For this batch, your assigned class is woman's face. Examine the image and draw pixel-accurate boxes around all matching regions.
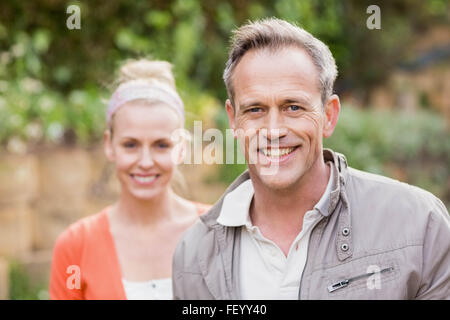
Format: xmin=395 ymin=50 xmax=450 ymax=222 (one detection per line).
xmin=104 ymin=100 xmax=183 ymax=201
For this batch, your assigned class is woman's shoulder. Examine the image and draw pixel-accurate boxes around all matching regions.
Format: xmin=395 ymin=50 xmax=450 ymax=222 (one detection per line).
xmin=54 ymin=207 xmax=111 ymax=251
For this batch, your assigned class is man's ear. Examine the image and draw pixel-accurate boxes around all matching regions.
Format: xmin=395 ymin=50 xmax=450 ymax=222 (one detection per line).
xmin=225 ymin=99 xmax=236 ymax=137
xmin=323 ymin=94 xmax=340 ymax=138
xmin=104 ymin=129 xmax=115 ymax=161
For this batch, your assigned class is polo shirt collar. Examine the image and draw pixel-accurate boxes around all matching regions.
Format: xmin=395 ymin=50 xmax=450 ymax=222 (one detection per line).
xmin=216 ymin=179 xmax=254 ymax=227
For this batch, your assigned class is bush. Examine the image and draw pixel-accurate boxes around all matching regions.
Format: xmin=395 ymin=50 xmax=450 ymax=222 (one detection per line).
xmin=326 ymin=105 xmax=449 ymax=208
xmin=8 ymin=261 xmax=49 ymax=300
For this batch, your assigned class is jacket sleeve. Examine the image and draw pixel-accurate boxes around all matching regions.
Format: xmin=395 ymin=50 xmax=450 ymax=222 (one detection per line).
xmin=415 ymin=197 xmax=450 ymax=300
xmin=49 ymin=228 xmax=84 ymax=300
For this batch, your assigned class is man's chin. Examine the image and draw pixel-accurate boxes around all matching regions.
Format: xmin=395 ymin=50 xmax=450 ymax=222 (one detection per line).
xmin=249 ymin=165 xmax=302 ymax=191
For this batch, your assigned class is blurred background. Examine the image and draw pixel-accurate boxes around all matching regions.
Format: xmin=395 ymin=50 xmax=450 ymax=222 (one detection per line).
xmin=0 ymin=0 xmax=448 ymax=299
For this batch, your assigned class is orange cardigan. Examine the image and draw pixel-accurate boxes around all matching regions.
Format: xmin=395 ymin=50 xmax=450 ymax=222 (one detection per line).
xmin=49 ymin=203 xmax=210 ymax=300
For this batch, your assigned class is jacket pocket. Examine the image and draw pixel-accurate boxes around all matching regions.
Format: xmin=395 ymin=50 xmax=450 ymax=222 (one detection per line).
xmin=327 ymin=266 xmax=394 ymax=293
xmin=322 ymin=258 xmax=401 ymax=298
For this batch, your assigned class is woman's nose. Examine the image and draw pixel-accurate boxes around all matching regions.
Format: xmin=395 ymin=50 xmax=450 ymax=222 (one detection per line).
xmin=138 ymin=147 xmax=154 ymax=168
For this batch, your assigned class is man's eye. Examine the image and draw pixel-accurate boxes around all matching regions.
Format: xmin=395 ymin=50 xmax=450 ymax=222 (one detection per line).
xmin=287 ymin=105 xmax=303 ymax=111
xmin=247 ymin=107 xmax=263 ymax=113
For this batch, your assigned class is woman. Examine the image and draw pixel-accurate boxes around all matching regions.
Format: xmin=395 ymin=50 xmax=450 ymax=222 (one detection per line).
xmin=49 ymin=59 xmax=210 ymax=299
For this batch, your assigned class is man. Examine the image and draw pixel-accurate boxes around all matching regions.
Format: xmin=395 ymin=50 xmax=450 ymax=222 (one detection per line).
xmin=172 ymin=18 xmax=450 ymax=299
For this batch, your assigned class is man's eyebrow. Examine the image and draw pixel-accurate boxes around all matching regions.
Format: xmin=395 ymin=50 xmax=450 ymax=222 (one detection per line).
xmin=239 ymin=97 xmax=312 ymax=111
xmin=238 ymin=101 xmax=268 ymax=111
xmin=120 ymin=136 xmax=138 ymax=141
xmin=281 ymin=97 xmax=312 ymax=106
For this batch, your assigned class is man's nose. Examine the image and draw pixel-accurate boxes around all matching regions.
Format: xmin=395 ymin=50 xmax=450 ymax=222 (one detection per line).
xmin=262 ymin=109 xmax=288 ymax=141
xmin=138 ymin=147 xmax=154 ymax=168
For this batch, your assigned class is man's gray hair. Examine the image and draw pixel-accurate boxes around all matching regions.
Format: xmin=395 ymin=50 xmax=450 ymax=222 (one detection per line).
xmin=223 ymin=18 xmax=338 ymax=107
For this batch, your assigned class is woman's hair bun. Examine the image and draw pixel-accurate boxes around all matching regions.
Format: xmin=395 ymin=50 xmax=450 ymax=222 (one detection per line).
xmin=118 ymin=59 xmax=176 ymax=89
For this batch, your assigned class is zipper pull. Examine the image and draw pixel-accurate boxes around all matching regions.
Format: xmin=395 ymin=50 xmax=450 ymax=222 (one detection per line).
xmin=327 ymin=279 xmax=349 ymax=293
xmin=327 ymin=266 xmax=395 ymax=293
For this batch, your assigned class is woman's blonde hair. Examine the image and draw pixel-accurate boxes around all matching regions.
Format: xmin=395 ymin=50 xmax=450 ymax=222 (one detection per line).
xmin=116 ymin=59 xmax=176 ymax=89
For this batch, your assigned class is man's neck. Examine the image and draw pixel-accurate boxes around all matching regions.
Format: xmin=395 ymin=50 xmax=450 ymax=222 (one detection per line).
xmin=250 ymin=155 xmax=330 ymax=232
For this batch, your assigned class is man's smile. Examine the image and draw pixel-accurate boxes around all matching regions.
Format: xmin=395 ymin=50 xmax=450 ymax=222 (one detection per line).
xmin=257 ymin=145 xmax=301 ymax=163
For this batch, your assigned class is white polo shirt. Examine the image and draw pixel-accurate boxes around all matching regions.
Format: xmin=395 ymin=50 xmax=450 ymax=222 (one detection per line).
xmin=217 ymin=163 xmax=334 ymax=299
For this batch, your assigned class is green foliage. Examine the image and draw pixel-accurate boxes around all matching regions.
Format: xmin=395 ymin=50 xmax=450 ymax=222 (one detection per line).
xmin=8 ymin=261 xmax=49 ymax=300
xmin=326 ymin=106 xmax=449 ymax=171
xmin=0 ymin=20 xmax=107 ymax=149
xmin=0 ymin=78 xmax=106 ymax=150
xmin=325 ymin=106 xmax=449 ymax=205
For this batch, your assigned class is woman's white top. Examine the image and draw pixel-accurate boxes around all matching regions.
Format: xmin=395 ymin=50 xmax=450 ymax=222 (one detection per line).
xmin=122 ymin=278 xmax=173 ymax=300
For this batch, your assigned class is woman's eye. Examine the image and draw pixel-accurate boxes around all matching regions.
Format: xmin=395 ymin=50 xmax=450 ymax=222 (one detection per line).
xmin=157 ymin=142 xmax=169 ymax=148
xmin=123 ymin=142 xmax=136 ymax=148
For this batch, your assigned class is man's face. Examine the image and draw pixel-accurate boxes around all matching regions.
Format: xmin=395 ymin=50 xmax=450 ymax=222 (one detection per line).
xmin=226 ymin=46 xmax=334 ymax=191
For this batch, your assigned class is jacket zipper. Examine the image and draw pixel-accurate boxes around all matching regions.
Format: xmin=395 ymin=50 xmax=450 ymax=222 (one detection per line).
xmin=298 ymin=215 xmax=326 ymax=299
xmin=327 ymin=266 xmax=394 ymax=293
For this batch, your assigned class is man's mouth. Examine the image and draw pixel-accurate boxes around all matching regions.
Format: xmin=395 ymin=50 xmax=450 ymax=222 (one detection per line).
xmin=257 ymin=145 xmax=300 ymax=162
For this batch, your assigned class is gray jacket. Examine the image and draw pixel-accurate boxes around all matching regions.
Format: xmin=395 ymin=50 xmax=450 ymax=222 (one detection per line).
xmin=172 ymin=149 xmax=450 ymax=299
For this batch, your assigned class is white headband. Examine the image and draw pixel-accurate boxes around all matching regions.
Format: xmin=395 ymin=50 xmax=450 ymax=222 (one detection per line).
xmin=107 ymin=80 xmax=184 ymax=125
